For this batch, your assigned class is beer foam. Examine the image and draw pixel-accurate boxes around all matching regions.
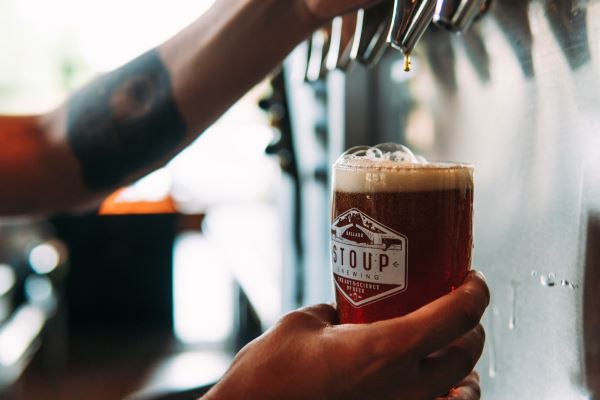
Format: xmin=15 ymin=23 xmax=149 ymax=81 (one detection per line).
xmin=334 ymin=144 xmax=473 ymax=193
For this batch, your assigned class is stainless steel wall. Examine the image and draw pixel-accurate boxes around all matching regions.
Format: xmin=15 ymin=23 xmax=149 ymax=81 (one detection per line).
xmin=321 ymin=1 xmax=600 ymax=398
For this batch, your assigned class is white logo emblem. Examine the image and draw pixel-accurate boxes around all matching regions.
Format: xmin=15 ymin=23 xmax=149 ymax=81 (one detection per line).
xmin=331 ymin=208 xmax=408 ymax=307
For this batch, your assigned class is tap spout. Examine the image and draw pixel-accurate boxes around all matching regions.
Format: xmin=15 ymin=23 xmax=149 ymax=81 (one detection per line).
xmin=387 ymin=0 xmax=438 ymax=56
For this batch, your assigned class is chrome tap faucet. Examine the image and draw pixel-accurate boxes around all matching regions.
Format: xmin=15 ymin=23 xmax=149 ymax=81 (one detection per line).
xmin=350 ymin=2 xmax=393 ymax=67
xmin=387 ymin=0 xmax=438 ymax=70
xmin=433 ymin=0 xmax=488 ymax=33
xmin=326 ymin=14 xmax=358 ymax=71
xmin=304 ymin=23 xmax=333 ymax=82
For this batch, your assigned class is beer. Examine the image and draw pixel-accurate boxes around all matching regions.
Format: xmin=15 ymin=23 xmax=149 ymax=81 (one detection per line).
xmin=331 ymin=146 xmax=473 ymax=324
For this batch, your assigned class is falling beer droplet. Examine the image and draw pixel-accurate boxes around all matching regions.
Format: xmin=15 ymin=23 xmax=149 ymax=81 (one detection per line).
xmin=403 ymin=54 xmax=412 ymax=72
xmin=509 ymin=281 xmax=520 ymax=330
xmin=488 ymin=306 xmax=499 ymax=378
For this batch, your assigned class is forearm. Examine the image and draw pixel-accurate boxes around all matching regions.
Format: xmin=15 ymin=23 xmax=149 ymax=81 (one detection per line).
xmin=36 ymin=0 xmax=319 ymax=209
xmin=161 ymin=0 xmax=319 ymax=134
xmin=65 ymin=0 xmax=319 ymax=188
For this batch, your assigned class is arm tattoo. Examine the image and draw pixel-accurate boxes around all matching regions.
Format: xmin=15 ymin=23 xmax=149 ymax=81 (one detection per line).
xmin=67 ymin=49 xmax=186 ymax=190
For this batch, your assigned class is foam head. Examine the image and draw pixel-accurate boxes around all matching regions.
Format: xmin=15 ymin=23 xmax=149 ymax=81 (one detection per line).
xmin=333 ymin=143 xmax=473 ymax=193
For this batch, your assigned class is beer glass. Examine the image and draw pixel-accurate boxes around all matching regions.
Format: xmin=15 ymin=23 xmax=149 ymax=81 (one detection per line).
xmin=331 ymin=144 xmax=474 ymax=324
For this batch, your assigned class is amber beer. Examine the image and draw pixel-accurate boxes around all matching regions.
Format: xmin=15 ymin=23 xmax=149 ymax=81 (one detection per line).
xmin=331 ymin=154 xmax=474 ymax=324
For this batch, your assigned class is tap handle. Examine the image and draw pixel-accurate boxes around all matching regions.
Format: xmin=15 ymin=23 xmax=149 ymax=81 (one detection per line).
xmin=350 ymin=2 xmax=393 ymax=67
xmin=338 ymin=13 xmax=359 ymax=70
xmin=388 ymin=0 xmax=437 ymax=55
xmin=433 ymin=0 xmax=488 ymax=32
xmin=326 ymin=14 xmax=358 ymax=71
xmin=304 ymin=23 xmax=333 ymax=82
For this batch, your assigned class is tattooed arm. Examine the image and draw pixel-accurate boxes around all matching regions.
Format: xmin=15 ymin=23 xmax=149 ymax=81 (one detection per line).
xmin=0 ymin=0 xmax=380 ymax=215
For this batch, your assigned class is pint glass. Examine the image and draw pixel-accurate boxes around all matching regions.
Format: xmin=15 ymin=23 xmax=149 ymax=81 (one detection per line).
xmin=331 ymin=145 xmax=474 ymax=324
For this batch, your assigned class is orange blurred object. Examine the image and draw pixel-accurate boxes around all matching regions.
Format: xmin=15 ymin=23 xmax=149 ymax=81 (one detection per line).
xmin=99 ymin=189 xmax=177 ymax=215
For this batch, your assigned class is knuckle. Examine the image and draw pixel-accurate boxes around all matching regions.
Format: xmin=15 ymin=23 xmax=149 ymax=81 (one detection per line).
xmin=475 ymin=324 xmax=486 ymax=343
xmin=472 ymin=380 xmax=482 ymax=398
xmin=313 ymin=303 xmax=332 ymax=312
xmin=465 ymin=276 xmax=491 ymax=306
xmin=280 ymin=310 xmax=316 ymax=327
xmin=457 ymin=329 xmax=486 ymax=371
xmin=469 ymin=325 xmax=486 ymax=356
xmin=314 ymin=303 xmax=337 ymax=318
xmin=455 ymin=291 xmax=485 ymax=330
xmin=455 ymin=346 xmax=478 ymax=375
xmin=456 ymin=304 xmax=480 ymax=332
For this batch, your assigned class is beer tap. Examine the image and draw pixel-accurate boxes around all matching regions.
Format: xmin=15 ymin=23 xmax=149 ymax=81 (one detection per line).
xmin=350 ymin=2 xmax=394 ymax=67
xmin=304 ymin=22 xmax=333 ymax=82
xmin=326 ymin=13 xmax=358 ymax=72
xmin=433 ymin=0 xmax=488 ymax=33
xmin=387 ymin=0 xmax=438 ymax=71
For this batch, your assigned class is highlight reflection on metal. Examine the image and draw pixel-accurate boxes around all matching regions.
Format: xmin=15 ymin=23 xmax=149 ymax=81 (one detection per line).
xmin=433 ymin=0 xmax=487 ymax=32
xmin=339 ymin=14 xmax=358 ymax=70
xmin=304 ymin=23 xmax=332 ymax=82
xmin=387 ymin=0 xmax=437 ymax=55
xmin=326 ymin=14 xmax=357 ymax=71
xmin=351 ymin=2 xmax=393 ymax=67
xmin=326 ymin=16 xmax=344 ymax=72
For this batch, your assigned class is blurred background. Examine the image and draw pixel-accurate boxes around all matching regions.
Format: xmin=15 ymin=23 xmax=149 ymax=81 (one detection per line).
xmin=1 ymin=0 xmax=600 ymax=398
xmin=0 ymin=0 xmax=287 ymax=398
